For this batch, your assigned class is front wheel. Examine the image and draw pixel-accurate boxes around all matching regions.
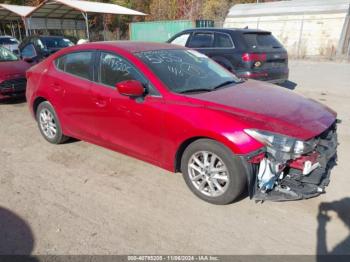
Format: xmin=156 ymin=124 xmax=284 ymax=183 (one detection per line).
xmin=181 ymin=139 xmax=247 ymax=205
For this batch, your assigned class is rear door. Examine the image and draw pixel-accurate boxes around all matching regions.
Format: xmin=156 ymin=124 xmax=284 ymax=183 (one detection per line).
xmin=50 ymin=51 xmax=96 ymax=139
xmin=212 ymin=32 xmax=238 ymax=71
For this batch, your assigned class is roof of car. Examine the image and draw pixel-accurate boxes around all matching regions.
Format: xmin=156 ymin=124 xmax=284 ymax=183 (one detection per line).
xmin=86 ymin=41 xmax=186 ymax=53
xmin=39 ymin=35 xmax=67 ymax=38
xmin=179 ymin=28 xmax=270 ymax=34
xmin=27 ymin=35 xmax=67 ymax=39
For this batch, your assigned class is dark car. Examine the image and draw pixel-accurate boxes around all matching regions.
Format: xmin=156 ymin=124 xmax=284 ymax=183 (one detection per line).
xmin=0 ymin=47 xmax=31 ymax=99
xmin=168 ymin=28 xmax=289 ymax=83
xmin=19 ymin=35 xmax=74 ymax=63
xmin=26 ymin=42 xmax=337 ymax=204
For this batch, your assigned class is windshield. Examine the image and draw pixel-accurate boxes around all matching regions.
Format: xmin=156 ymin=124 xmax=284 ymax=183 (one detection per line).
xmin=0 ymin=47 xmax=18 ymax=62
xmin=243 ymin=33 xmax=282 ymax=49
xmin=135 ymin=49 xmax=240 ymax=93
xmin=0 ymin=37 xmax=19 ymax=45
xmin=42 ymin=37 xmax=74 ymax=48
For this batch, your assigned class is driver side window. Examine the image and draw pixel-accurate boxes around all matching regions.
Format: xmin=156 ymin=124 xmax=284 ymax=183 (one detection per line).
xmin=99 ymin=52 xmax=144 ymax=87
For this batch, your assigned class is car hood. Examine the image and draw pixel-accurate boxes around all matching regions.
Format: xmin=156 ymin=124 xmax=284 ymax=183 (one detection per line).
xmin=0 ymin=60 xmax=31 ymax=81
xmin=187 ymin=80 xmax=336 ymax=140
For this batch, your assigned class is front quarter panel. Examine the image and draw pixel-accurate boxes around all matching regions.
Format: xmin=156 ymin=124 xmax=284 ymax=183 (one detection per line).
xmin=161 ymin=98 xmax=263 ymax=171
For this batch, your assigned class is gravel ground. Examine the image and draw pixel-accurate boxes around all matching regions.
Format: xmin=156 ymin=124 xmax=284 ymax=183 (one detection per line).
xmin=0 ymin=60 xmax=349 ymax=255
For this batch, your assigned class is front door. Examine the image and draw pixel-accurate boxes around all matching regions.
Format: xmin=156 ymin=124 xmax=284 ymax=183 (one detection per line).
xmin=89 ymin=51 xmax=164 ymax=163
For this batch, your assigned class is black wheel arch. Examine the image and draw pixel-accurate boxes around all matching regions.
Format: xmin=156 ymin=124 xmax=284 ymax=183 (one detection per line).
xmin=33 ymin=97 xmax=47 ymax=116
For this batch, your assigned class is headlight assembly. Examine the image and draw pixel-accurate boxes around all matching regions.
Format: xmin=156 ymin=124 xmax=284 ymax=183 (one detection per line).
xmin=244 ymin=129 xmax=317 ymax=155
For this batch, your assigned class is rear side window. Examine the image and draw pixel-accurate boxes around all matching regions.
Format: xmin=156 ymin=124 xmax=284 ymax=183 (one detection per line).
xmin=55 ymin=52 xmax=93 ymax=80
xmin=188 ymin=33 xmax=214 ymax=48
xmin=243 ymin=33 xmax=282 ymax=49
xmin=214 ymin=33 xmax=233 ymax=48
xmin=55 ymin=56 xmax=66 ymax=71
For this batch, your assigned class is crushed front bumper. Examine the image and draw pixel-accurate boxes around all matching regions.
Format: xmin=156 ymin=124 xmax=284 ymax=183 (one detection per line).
xmin=249 ymin=122 xmax=338 ymax=202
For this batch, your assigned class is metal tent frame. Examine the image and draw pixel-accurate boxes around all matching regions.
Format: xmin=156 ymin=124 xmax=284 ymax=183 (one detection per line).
xmin=25 ymin=0 xmax=146 ymax=40
xmin=0 ymin=4 xmax=35 ymax=40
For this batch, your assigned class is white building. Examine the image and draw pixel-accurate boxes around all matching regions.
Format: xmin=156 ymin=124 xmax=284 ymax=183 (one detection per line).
xmin=224 ymin=0 xmax=350 ymax=59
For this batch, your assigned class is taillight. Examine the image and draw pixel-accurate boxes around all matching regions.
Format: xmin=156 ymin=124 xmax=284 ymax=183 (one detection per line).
xmin=242 ymin=53 xmax=267 ymax=62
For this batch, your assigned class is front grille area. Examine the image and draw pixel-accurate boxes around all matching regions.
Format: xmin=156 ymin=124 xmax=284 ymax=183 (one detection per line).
xmin=0 ymin=78 xmax=26 ymax=95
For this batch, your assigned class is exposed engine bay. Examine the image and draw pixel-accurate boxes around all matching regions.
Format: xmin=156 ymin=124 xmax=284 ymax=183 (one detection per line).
xmin=246 ymin=121 xmax=338 ymax=202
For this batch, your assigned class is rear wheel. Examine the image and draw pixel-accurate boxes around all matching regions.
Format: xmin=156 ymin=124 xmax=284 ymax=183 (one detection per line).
xmin=36 ymin=101 xmax=69 ymax=144
xmin=181 ymin=139 xmax=247 ymax=205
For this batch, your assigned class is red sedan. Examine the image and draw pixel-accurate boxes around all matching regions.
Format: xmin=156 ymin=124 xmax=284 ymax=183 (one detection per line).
xmin=26 ymin=42 xmax=338 ymax=204
xmin=0 ymin=47 xmax=31 ymax=100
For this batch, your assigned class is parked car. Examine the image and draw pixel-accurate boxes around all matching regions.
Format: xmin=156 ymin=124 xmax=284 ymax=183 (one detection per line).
xmin=0 ymin=36 xmax=20 ymax=55
xmin=168 ymin=28 xmax=289 ymax=84
xmin=0 ymin=47 xmax=32 ymax=100
xmin=26 ymin=42 xmax=337 ymax=204
xmin=19 ymin=35 xmax=74 ymax=62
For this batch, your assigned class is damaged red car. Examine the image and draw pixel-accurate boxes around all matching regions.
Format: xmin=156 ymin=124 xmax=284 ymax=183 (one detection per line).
xmin=26 ymin=42 xmax=338 ymax=204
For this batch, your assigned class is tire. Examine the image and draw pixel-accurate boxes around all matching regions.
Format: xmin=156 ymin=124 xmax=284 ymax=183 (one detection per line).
xmin=181 ymin=139 xmax=247 ymax=205
xmin=36 ymin=101 xmax=69 ymax=144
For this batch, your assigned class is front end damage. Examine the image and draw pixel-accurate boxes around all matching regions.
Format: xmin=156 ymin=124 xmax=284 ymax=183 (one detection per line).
xmin=245 ymin=121 xmax=338 ymax=202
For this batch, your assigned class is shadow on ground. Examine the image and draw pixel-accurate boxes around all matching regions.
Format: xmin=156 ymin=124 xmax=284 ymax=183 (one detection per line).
xmin=317 ymin=197 xmax=350 ymax=261
xmin=0 ymin=97 xmax=26 ymax=105
xmin=278 ymin=80 xmax=298 ymax=90
xmin=0 ymin=207 xmax=36 ymax=256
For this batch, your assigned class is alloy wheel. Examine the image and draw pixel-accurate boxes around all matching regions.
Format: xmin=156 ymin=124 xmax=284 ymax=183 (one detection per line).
xmin=39 ymin=108 xmax=57 ymax=139
xmin=188 ymin=151 xmax=230 ymax=197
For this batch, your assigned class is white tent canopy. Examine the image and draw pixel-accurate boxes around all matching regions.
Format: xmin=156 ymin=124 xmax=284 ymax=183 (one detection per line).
xmin=0 ymin=4 xmax=35 ymax=21
xmin=26 ymin=0 xmax=146 ymax=39
xmin=0 ymin=4 xmax=35 ymax=40
xmin=27 ymin=0 xmax=146 ymax=19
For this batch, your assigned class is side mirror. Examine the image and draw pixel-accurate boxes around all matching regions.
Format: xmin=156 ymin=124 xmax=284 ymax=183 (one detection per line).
xmin=116 ymin=80 xmax=145 ymax=97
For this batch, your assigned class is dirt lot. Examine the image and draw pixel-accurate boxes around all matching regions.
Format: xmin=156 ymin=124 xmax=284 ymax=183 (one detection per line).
xmin=1 ymin=60 xmax=350 ymax=255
